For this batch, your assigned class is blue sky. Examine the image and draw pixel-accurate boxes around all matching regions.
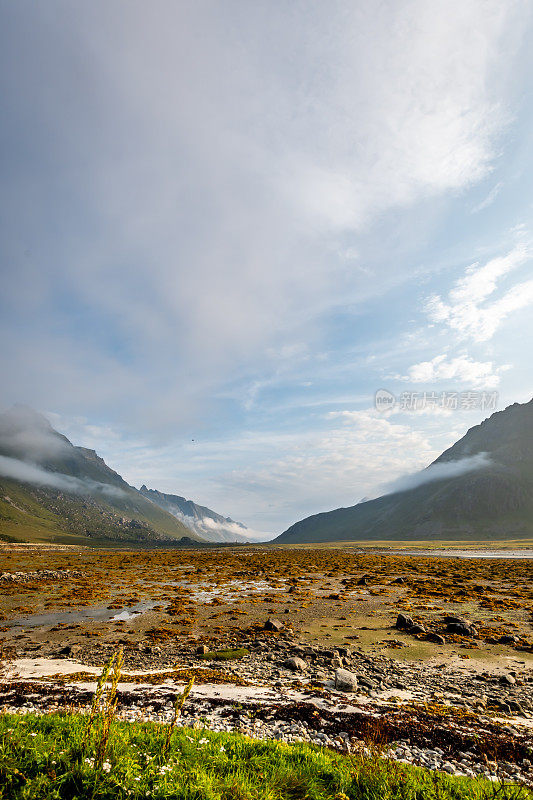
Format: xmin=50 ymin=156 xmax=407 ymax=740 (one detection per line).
xmin=1 ymin=1 xmax=533 ymax=537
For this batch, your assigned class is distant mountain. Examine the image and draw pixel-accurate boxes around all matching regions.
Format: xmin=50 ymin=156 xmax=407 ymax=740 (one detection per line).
xmin=138 ymin=485 xmax=250 ymax=543
xmin=0 ymin=405 xmax=196 ymax=545
xmin=275 ymin=398 xmax=533 ymax=543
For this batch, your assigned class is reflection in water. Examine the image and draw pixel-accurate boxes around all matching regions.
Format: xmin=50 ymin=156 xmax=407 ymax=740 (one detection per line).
xmin=6 ymin=579 xmax=286 ymax=628
xmin=7 ymin=601 xmax=157 ymax=629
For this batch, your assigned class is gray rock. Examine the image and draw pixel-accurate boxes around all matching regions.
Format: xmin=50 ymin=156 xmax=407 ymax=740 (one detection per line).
xmin=395 ymin=613 xmax=414 ymax=630
xmin=499 ymin=635 xmax=519 ymax=644
xmin=265 ymin=618 xmax=284 ymax=632
xmin=446 ymin=622 xmax=477 ymax=637
xmin=409 ymin=624 xmax=426 ymax=635
xmin=357 ymin=675 xmax=377 ymax=690
xmin=426 ymin=633 xmax=446 ymax=645
xmin=335 ymin=668 xmax=358 ymax=692
xmin=57 ymin=644 xmax=80 ymax=657
xmin=500 ymin=674 xmax=516 ymax=686
xmin=283 ymin=656 xmax=307 ymax=672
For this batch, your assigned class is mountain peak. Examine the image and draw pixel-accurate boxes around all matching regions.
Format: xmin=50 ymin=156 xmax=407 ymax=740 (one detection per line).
xmin=276 ymin=397 xmax=533 ymax=544
xmin=0 ymin=404 xmax=54 ymax=434
xmin=139 ymin=484 xmax=250 ymax=543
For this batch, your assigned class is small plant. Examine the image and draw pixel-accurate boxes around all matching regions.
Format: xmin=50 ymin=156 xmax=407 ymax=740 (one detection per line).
xmin=93 ymin=646 xmax=123 ymax=770
xmin=162 ymin=676 xmax=194 ymax=758
xmin=82 ymin=651 xmax=117 ymax=746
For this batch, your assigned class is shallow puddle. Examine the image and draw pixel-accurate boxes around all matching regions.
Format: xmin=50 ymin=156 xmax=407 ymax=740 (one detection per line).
xmin=379 ymin=549 xmax=533 ymax=559
xmin=187 ymin=579 xmax=286 ymax=603
xmin=6 ymin=601 xmax=158 ymax=629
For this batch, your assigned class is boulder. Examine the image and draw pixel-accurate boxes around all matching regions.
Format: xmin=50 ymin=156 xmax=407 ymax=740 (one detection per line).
xmin=196 ymin=645 xmax=209 ymax=655
xmin=446 ymin=621 xmax=477 ymax=637
xmin=356 ymin=675 xmax=377 ymax=690
xmin=426 ymin=633 xmax=446 ymax=645
xmin=395 ymin=613 xmax=414 ymax=630
xmin=57 ymin=644 xmax=80 ymax=657
xmin=500 ymin=674 xmax=516 ymax=686
xmin=265 ymin=618 xmax=284 ymax=632
xmin=334 ymin=668 xmax=358 ymax=692
xmin=409 ymin=624 xmax=426 ymax=635
xmin=283 ymin=656 xmax=307 ymax=672
xmin=507 ymin=699 xmax=524 ymax=714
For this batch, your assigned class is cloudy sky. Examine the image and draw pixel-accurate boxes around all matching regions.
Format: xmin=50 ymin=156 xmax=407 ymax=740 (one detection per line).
xmin=1 ymin=1 xmax=532 ymax=537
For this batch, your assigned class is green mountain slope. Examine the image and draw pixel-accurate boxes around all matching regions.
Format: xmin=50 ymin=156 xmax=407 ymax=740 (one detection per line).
xmin=275 ymin=399 xmax=533 ymax=544
xmin=139 ymin=485 xmax=250 ymax=543
xmin=0 ymin=406 xmax=196 ymax=545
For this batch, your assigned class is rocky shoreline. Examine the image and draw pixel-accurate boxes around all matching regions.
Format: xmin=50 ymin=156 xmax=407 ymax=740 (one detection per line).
xmin=2 ymin=623 xmax=533 ymax=789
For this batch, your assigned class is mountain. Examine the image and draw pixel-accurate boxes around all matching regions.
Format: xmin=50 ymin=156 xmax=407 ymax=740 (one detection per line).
xmin=275 ymin=398 xmax=533 ymax=544
xmin=138 ymin=485 xmax=250 ymax=543
xmin=0 ymin=405 xmax=196 ymax=545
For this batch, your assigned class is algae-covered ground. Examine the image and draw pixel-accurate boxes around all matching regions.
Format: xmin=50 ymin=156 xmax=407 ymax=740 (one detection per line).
xmin=1 ymin=544 xmax=532 ymax=669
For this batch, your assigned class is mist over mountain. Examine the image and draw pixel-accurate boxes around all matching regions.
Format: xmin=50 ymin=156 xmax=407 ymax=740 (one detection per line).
xmin=0 ymin=406 xmax=129 ymax=489
xmin=0 ymin=405 xmax=257 ymax=546
xmin=0 ymin=406 xmax=196 ymax=545
xmin=138 ymin=486 xmax=251 ymax=543
xmin=275 ymin=398 xmax=533 ymax=544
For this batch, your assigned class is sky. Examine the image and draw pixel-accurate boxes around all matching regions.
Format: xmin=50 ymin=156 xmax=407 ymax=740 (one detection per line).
xmin=1 ymin=0 xmax=533 ymax=538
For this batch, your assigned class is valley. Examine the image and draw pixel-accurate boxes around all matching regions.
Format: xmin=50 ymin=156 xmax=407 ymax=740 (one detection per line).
xmin=1 ymin=543 xmax=532 ymax=786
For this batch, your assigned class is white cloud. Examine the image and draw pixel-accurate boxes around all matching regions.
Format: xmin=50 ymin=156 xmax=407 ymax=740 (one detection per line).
xmin=211 ymin=409 xmax=439 ymax=528
xmin=471 ymin=181 xmax=503 ymax=213
xmin=0 ymin=455 xmax=125 ymax=497
xmin=373 ymin=452 xmax=492 ymax=498
xmin=425 ymin=245 xmax=532 ymax=341
xmin=402 ymin=354 xmax=503 ymax=388
xmin=0 ymin=1 xmax=526 ymax=429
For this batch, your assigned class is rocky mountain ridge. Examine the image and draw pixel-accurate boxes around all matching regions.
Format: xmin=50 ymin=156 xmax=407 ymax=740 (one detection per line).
xmin=275 ymin=398 xmax=533 ymax=543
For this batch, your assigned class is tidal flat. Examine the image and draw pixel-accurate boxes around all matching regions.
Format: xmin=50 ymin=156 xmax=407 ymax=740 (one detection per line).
xmin=1 ymin=544 xmax=532 ymax=665
xmin=1 ymin=544 xmax=533 ymax=787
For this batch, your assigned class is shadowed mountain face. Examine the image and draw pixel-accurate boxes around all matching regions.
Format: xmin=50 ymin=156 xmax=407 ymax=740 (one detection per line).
xmin=0 ymin=405 xmax=130 ymax=489
xmin=0 ymin=406 xmax=194 ymax=545
xmin=275 ymin=399 xmax=533 ymax=544
xmin=138 ymin=486 xmax=250 ymax=543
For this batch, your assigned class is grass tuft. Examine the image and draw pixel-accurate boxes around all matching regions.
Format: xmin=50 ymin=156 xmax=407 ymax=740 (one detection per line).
xmin=198 ymin=648 xmax=250 ymax=661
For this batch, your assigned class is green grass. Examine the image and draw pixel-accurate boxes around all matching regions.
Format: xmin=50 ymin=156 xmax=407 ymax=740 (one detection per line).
xmin=1 ymin=713 xmax=530 ymax=800
xmin=198 ymin=648 xmax=249 ymax=661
